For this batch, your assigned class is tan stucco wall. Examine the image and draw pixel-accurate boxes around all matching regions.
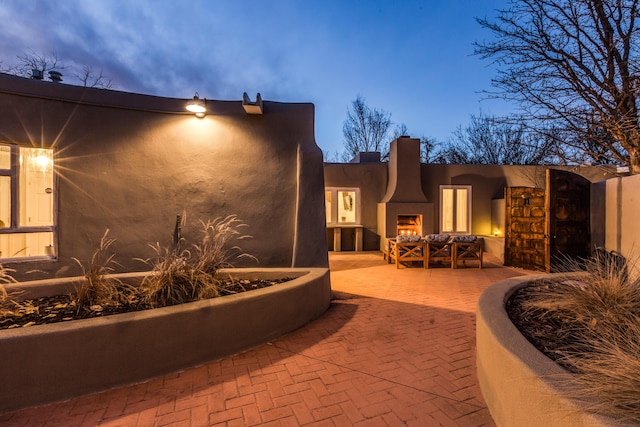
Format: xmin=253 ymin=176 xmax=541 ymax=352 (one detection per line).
xmin=422 ymin=164 xmax=617 ymax=237
xmin=601 ymin=173 xmax=640 ymax=257
xmin=323 ymin=162 xmax=387 ymax=250
xmin=324 ymin=160 xmax=618 ymax=257
xmin=421 ymin=164 xmax=540 ymax=236
xmin=0 ymin=74 xmax=327 ymax=279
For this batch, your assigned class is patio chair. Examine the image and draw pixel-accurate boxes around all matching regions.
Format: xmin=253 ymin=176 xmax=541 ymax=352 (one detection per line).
xmin=388 ymin=235 xmax=426 ymax=268
xmin=452 ymin=236 xmax=483 ymax=268
xmin=425 ymin=234 xmax=453 ymax=268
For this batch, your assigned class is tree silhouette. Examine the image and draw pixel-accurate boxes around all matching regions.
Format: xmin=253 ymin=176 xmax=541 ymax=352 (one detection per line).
xmin=342 ymin=96 xmax=392 ymax=160
xmin=436 ymin=113 xmax=556 ymax=165
xmin=2 ymin=50 xmax=113 ymax=88
xmin=476 ymin=0 xmax=640 ymax=173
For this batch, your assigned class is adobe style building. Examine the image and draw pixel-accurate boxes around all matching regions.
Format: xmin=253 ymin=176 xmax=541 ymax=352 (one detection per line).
xmin=1 ymin=72 xmax=638 ymax=278
xmin=324 ymin=136 xmax=627 ymax=271
xmin=0 ymin=73 xmax=327 ymax=280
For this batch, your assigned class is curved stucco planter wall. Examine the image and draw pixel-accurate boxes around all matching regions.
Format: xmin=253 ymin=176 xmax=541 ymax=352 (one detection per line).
xmin=476 ymin=276 xmax=631 ymax=427
xmin=0 ymin=268 xmax=331 ymax=413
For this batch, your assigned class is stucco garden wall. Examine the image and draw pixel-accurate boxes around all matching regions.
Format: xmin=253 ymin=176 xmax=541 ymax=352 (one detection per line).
xmin=0 ymin=268 xmax=331 ymax=413
xmin=599 ymin=173 xmax=640 ymax=257
xmin=0 ymin=74 xmax=327 ymax=279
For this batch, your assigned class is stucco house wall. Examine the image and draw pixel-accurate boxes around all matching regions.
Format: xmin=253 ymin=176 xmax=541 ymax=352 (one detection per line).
xmin=0 ymin=73 xmax=327 ymax=279
xmin=325 ymin=151 xmax=618 ymax=260
xmin=421 ymin=164 xmax=614 ymax=236
xmin=323 ymin=161 xmax=387 ymax=251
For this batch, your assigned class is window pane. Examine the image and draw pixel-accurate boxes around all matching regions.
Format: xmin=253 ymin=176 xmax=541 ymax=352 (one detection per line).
xmin=442 ymin=188 xmax=454 ymax=232
xmin=338 ymin=191 xmax=356 ymax=223
xmin=0 ymin=232 xmax=54 ymax=258
xmin=0 ymin=176 xmax=9 ymax=228
xmin=325 ymin=191 xmax=332 ymax=224
xmin=456 ymin=189 xmax=468 ymax=232
xmin=0 ymin=145 xmax=10 ymax=170
xmin=19 ymin=147 xmax=54 ymax=227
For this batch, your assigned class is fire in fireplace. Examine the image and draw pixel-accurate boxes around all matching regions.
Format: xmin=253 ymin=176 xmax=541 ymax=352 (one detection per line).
xmin=397 ymin=214 xmax=422 ymax=236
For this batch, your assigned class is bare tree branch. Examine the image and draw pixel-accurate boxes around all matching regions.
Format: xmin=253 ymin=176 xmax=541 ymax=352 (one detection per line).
xmin=476 ymin=0 xmax=640 ymax=173
xmin=2 ymin=50 xmax=114 ymax=88
xmin=342 ymin=96 xmax=392 ymax=160
xmin=74 ymin=65 xmax=113 ymax=88
xmin=435 ymin=112 xmax=557 ymax=165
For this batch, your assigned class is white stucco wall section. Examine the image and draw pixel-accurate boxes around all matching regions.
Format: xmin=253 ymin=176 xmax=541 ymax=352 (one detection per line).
xmin=604 ymin=174 xmax=640 ymax=256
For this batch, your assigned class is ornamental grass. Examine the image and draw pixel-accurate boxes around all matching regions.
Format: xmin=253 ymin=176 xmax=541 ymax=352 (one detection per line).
xmin=513 ymin=249 xmax=640 ymax=423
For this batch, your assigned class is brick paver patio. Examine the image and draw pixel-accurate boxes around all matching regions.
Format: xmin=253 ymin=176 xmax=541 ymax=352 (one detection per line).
xmin=0 ymin=252 xmax=530 ymax=426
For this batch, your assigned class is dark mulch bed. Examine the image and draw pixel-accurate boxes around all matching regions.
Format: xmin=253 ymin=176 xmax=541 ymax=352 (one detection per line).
xmin=506 ymin=283 xmax=575 ymax=371
xmin=0 ymin=278 xmax=291 ymax=330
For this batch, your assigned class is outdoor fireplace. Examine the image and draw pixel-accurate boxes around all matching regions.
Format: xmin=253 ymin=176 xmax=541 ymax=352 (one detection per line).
xmin=397 ymin=214 xmax=422 ymax=236
xmin=377 ymin=137 xmax=434 ymax=250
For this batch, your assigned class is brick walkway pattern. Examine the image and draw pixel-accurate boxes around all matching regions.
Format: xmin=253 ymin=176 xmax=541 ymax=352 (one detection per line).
xmin=0 ymin=252 xmax=529 ymax=426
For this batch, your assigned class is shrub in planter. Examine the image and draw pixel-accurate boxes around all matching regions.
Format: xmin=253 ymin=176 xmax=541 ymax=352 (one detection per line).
xmin=507 ymin=250 xmax=640 ymax=423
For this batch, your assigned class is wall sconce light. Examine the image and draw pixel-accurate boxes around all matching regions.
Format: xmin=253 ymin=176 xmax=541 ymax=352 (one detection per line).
xmin=186 ymin=92 xmax=207 ymax=118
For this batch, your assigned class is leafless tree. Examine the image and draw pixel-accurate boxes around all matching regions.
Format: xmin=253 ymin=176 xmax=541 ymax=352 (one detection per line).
xmin=476 ymin=0 xmax=640 ymax=173
xmin=342 ymin=96 xmax=392 ymax=160
xmin=419 ymin=136 xmax=439 ymax=163
xmin=2 ymin=50 xmax=113 ymax=88
xmin=74 ymin=65 xmax=113 ymax=89
xmin=3 ymin=50 xmax=66 ymax=80
xmin=435 ymin=113 xmax=556 ymax=165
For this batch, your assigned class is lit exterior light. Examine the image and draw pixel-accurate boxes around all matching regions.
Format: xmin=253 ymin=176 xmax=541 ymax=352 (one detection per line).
xmin=186 ymin=92 xmax=206 ymax=117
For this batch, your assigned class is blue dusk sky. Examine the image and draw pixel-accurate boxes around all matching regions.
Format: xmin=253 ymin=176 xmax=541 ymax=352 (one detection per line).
xmin=0 ymin=0 xmax=512 ymax=156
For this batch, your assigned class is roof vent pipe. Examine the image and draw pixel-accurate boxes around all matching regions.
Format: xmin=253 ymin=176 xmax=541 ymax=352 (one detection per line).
xmin=48 ymin=70 xmax=63 ymax=82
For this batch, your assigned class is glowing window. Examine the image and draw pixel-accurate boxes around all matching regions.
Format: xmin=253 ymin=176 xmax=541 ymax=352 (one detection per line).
xmin=440 ymin=185 xmax=471 ymax=234
xmin=0 ymin=144 xmax=55 ymax=259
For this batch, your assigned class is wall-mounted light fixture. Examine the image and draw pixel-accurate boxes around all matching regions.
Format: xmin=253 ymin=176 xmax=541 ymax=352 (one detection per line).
xmin=186 ymin=92 xmax=207 ymax=118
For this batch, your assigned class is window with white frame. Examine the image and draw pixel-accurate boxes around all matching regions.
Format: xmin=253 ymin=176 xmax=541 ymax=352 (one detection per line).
xmin=0 ymin=144 xmax=55 ymax=259
xmin=325 ymin=187 xmax=360 ymax=225
xmin=440 ymin=185 xmax=471 ymax=234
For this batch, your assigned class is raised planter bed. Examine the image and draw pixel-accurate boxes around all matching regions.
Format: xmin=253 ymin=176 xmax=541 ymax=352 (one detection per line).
xmin=0 ymin=267 xmax=331 ymax=413
xmin=476 ymin=275 xmax=631 ymax=427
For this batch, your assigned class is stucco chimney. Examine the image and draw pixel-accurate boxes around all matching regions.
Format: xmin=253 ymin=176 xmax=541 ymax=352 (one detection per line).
xmin=380 ymin=136 xmax=428 ymax=203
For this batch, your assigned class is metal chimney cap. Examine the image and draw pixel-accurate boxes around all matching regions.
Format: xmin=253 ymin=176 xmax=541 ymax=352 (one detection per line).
xmin=48 ymin=70 xmax=63 ymax=82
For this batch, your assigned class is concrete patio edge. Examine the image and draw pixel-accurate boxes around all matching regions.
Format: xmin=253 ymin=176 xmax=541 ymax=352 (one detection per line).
xmin=476 ymin=275 xmax=625 ymax=427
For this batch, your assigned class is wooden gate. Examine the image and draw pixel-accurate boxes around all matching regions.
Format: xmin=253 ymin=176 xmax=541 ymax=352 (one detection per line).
xmin=504 ymin=187 xmax=546 ymax=271
xmin=505 ymin=169 xmax=591 ymax=272
xmin=545 ymin=169 xmax=591 ymax=271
